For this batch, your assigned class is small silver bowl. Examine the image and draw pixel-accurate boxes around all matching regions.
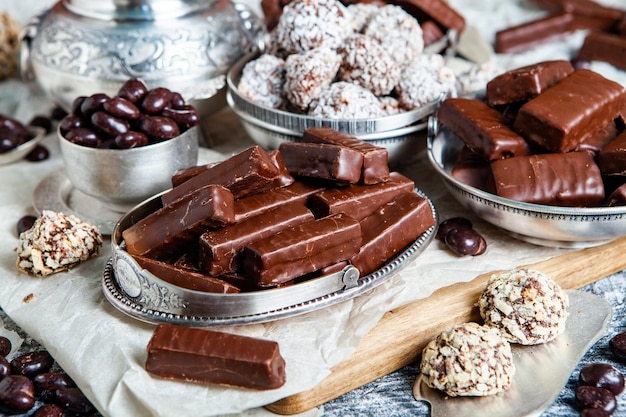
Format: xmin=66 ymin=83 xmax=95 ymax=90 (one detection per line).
xmin=0 ymin=127 xmax=46 ymax=165
xmin=427 ymin=118 xmax=626 ymax=248
xmin=226 ymin=53 xmax=440 ymax=164
xmin=58 ymin=126 xmax=199 ymax=213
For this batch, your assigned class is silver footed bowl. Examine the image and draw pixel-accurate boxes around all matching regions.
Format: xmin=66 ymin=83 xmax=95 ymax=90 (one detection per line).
xmin=20 ymin=0 xmax=266 ymax=113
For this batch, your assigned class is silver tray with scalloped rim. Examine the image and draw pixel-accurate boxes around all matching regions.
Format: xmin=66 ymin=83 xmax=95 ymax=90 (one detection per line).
xmin=102 ymin=188 xmax=437 ymax=326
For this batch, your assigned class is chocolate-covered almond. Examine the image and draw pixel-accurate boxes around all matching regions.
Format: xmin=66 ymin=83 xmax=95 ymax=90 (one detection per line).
xmin=141 ymin=87 xmax=172 ymax=114
xmin=117 ymin=78 xmax=149 ymax=103
xmin=0 ymin=375 xmax=35 ymax=414
xmin=103 ymin=97 xmax=140 ymax=120
xmin=160 ymin=106 xmax=199 ymax=129
xmin=139 ymin=115 xmax=180 ymax=141
xmin=91 ymin=111 xmax=130 ymax=137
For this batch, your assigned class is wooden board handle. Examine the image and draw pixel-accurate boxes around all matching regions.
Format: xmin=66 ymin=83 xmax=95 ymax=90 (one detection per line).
xmin=266 ymin=235 xmax=626 ymax=415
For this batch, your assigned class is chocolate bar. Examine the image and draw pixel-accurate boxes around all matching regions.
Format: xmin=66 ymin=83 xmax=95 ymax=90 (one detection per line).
xmin=350 ymin=192 xmax=435 ymax=276
xmin=606 ymin=183 xmax=626 ymax=206
xmin=302 ymin=127 xmax=390 ymax=185
xmin=486 ymin=60 xmax=574 ymax=107
xmin=563 ymin=0 xmax=624 ymax=31
xmin=162 ymin=145 xmax=280 ymax=205
xmin=578 ymin=32 xmax=626 ymax=71
xmin=307 ymin=172 xmax=414 ymax=220
xmin=451 ymin=146 xmax=493 ymax=192
xmin=198 ymin=202 xmax=314 ymax=276
xmin=278 ymin=142 xmax=365 ymax=184
xmin=146 ymin=324 xmax=286 ymax=390
xmin=438 ymin=98 xmax=531 ymax=161
xmin=133 ymin=254 xmax=240 ymax=293
xmin=240 ymin=214 xmax=362 ymax=286
xmin=268 ymin=149 xmax=295 ymax=187
xmin=387 ymin=0 xmax=466 ymax=34
xmin=598 ymin=131 xmax=626 ymax=176
xmin=421 ymin=20 xmax=446 ymax=46
xmin=573 ymin=120 xmax=618 ymax=154
xmin=513 ymin=69 xmax=626 ymax=153
xmin=491 ymin=151 xmax=605 ymax=206
xmin=171 ymin=163 xmax=216 ymax=188
xmin=123 ymin=185 xmax=235 ymax=258
xmin=495 ymin=12 xmax=574 ymax=54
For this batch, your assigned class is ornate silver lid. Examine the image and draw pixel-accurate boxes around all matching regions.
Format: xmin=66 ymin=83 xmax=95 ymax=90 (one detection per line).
xmin=61 ymin=0 xmax=217 ymax=21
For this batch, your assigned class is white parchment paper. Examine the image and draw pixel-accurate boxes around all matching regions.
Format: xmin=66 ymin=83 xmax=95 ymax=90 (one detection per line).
xmin=1 ymin=0 xmax=625 ymax=416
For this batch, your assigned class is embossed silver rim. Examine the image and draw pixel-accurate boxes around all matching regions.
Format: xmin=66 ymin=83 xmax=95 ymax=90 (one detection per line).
xmin=101 ymin=191 xmax=437 ymax=326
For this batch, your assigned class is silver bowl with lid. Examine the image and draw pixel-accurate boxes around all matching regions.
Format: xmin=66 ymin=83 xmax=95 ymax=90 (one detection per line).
xmin=20 ymin=0 xmax=266 ymax=114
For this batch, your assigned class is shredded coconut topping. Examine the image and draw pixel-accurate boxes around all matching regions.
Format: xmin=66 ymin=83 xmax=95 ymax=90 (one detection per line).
xmin=456 ymin=61 xmax=504 ymax=97
xmin=238 ymin=54 xmax=287 ymax=109
xmin=16 ymin=210 xmax=103 ymax=277
xmin=307 ymin=81 xmax=383 ymax=119
xmin=396 ymin=54 xmax=457 ymax=110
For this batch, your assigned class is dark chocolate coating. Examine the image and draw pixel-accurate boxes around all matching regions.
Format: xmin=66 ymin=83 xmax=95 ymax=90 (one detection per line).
xmin=438 ymin=98 xmax=531 ymax=161
xmin=451 ymin=146 xmax=493 ymax=192
xmin=491 ymin=151 xmax=605 ymax=206
xmin=574 ymin=120 xmax=618 ymax=154
xmin=350 ymin=192 xmax=435 ymax=276
xmin=199 ymin=202 xmax=314 ymax=276
xmin=513 ymin=69 xmax=626 ymax=153
xmin=240 ymin=213 xmax=362 ymax=286
xmin=123 ymin=185 xmax=235 ymax=258
xmin=307 ymin=172 xmax=414 ymax=220
xmin=162 ymin=145 xmax=280 ymax=205
xmin=486 ymin=60 xmax=574 ymax=107
xmin=578 ymin=31 xmax=626 ymax=71
xmin=303 ymin=127 xmax=390 ymax=185
xmin=132 ymin=254 xmax=240 ymax=293
xmin=495 ymin=12 xmax=574 ymax=54
xmin=387 ymin=0 xmax=466 ymax=33
xmin=278 ymin=141 xmax=365 ymax=184
xmin=606 ymin=184 xmax=626 ymax=207
xmin=598 ymin=131 xmax=626 ymax=176
xmin=146 ymin=324 xmax=286 ymax=390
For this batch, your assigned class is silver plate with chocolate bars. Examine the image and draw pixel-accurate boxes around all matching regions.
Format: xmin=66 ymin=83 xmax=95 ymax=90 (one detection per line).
xmin=101 ymin=189 xmax=437 ymax=326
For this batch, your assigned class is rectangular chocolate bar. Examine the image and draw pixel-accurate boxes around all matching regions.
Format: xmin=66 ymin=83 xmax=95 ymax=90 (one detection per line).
xmin=268 ymin=149 xmax=295 ymax=188
xmin=133 ymin=254 xmax=240 ymax=293
xmin=278 ymin=141 xmax=364 ymax=184
xmin=606 ymin=183 xmax=626 ymax=206
xmin=491 ymin=151 xmax=605 ymax=206
xmin=495 ymin=12 xmax=574 ymax=54
xmin=162 ymin=145 xmax=280 ymax=205
xmin=486 ymin=60 xmax=574 ymax=107
xmin=302 ymin=127 xmax=390 ymax=185
xmin=123 ymin=185 xmax=234 ymax=258
xmin=598 ymin=131 xmax=626 ymax=176
xmin=438 ymin=98 xmax=531 ymax=161
xmin=146 ymin=324 xmax=286 ymax=390
xmin=350 ymin=192 xmax=435 ymax=276
xmin=387 ymin=0 xmax=466 ymax=33
xmin=573 ymin=119 xmax=618 ymax=154
xmin=578 ymin=32 xmax=626 ymax=71
xmin=513 ymin=69 xmax=626 ymax=153
xmin=240 ymin=213 xmax=362 ymax=286
xmin=451 ymin=146 xmax=493 ymax=192
xmin=171 ymin=162 xmax=217 ymax=188
xmin=563 ymin=0 xmax=624 ymax=31
xmin=307 ymin=172 xmax=414 ymax=220
xmin=198 ymin=202 xmax=314 ymax=276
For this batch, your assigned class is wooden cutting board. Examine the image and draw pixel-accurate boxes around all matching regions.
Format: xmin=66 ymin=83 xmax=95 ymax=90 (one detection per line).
xmin=266 ymin=235 xmax=626 ymax=415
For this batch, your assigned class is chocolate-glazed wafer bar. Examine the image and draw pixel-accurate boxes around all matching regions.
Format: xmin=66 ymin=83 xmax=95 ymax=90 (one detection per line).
xmin=162 ymin=145 xmax=280 ymax=205
xmin=495 ymin=12 xmax=574 ymax=54
xmin=574 ymin=119 xmax=618 ymax=154
xmin=486 ymin=60 xmax=573 ymax=107
xmin=240 ymin=213 xmax=362 ymax=286
xmin=133 ymin=254 xmax=240 ymax=293
xmin=438 ymin=98 xmax=531 ymax=161
xmin=278 ymin=141 xmax=365 ymax=184
xmin=123 ymin=185 xmax=235 ymax=258
xmin=513 ymin=69 xmax=626 ymax=153
xmin=303 ymin=127 xmax=390 ymax=185
xmin=387 ymin=0 xmax=466 ymax=34
xmin=599 ymin=131 xmax=626 ymax=176
xmin=578 ymin=31 xmax=626 ymax=71
xmin=451 ymin=146 xmax=493 ymax=192
xmin=491 ymin=151 xmax=605 ymax=206
xmin=606 ymin=183 xmax=626 ymax=206
xmin=307 ymin=172 xmax=414 ymax=220
xmin=350 ymin=192 xmax=435 ymax=276
xmin=146 ymin=324 xmax=286 ymax=390
xmin=198 ymin=202 xmax=314 ymax=276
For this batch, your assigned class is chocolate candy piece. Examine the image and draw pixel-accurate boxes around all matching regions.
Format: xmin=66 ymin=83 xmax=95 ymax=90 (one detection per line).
xmin=438 ymin=98 xmax=531 ymax=161
xmin=123 ymin=185 xmax=235 ymax=258
xmin=302 ymin=127 xmax=390 ymax=185
xmin=598 ymin=131 xmax=626 ymax=176
xmin=162 ymin=145 xmax=280 ymax=205
xmin=578 ymin=31 xmax=626 ymax=71
xmin=486 ymin=60 xmax=574 ymax=107
xmin=606 ymin=184 xmax=626 ymax=207
xmin=451 ymin=146 xmax=493 ymax=192
xmin=278 ymin=141 xmax=365 ymax=184
xmin=513 ymin=69 xmax=626 ymax=153
xmin=146 ymin=324 xmax=286 ymax=390
xmin=574 ymin=120 xmax=618 ymax=154
xmin=421 ymin=20 xmax=445 ymax=46
xmin=495 ymin=12 xmax=574 ymax=54
xmin=387 ymin=0 xmax=466 ymax=34
xmin=240 ymin=213 xmax=362 ymax=286
xmin=563 ymin=0 xmax=625 ymax=31
xmin=132 ymin=254 xmax=240 ymax=293
xmin=491 ymin=151 xmax=605 ymax=206
xmin=268 ymin=149 xmax=295 ymax=187
xmin=307 ymin=172 xmax=414 ymax=220
xmin=198 ymin=202 xmax=314 ymax=276
xmin=350 ymin=192 xmax=435 ymax=276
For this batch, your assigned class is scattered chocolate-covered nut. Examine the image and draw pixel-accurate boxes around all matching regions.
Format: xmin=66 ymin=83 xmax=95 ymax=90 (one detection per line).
xmin=55 ymin=386 xmax=95 ymax=415
xmin=28 ymin=115 xmax=53 ymax=134
xmin=0 ymin=356 xmax=10 ymax=380
xmin=0 ymin=116 xmax=33 ymax=154
xmin=580 ymin=363 xmax=625 ymax=395
xmin=118 ymin=78 xmax=149 ymax=103
xmin=33 ymin=372 xmax=76 ymax=401
xmin=33 ymin=403 xmax=64 ymax=417
xmin=436 ymin=216 xmax=473 ymax=241
xmin=0 ymin=375 xmax=35 ymax=414
xmin=0 ymin=337 xmax=10 ymax=358
xmin=50 ymin=105 xmax=69 ymax=121
xmin=25 ymin=144 xmax=50 ymax=162
xmin=10 ymin=350 xmax=54 ymax=378
xmin=16 ymin=215 xmax=37 ymax=236
xmin=444 ymin=226 xmax=487 ymax=256
xmin=575 ymin=385 xmax=617 ymax=414
xmin=609 ymin=331 xmax=626 ymax=363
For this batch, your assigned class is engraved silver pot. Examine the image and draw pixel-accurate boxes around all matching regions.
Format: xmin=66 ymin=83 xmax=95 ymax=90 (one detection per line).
xmin=20 ymin=0 xmax=266 ymax=114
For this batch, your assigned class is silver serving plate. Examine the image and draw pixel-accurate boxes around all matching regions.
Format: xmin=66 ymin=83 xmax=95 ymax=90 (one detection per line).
xmin=0 ymin=127 xmax=45 ymax=165
xmin=102 ymin=189 xmax=437 ymax=326
xmin=428 ymin=117 xmax=626 ymax=248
